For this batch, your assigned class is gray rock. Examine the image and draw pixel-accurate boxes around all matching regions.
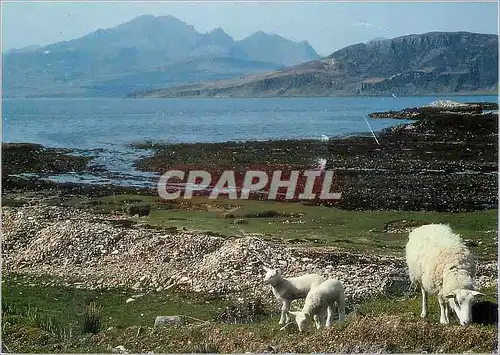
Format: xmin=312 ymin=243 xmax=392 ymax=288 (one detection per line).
xmin=126 ymin=204 xmax=151 ymax=217
xmin=112 ymin=345 xmax=129 ymax=354
xmin=154 ymin=315 xmax=182 ymax=328
xmin=234 ymin=218 xmax=248 ymax=225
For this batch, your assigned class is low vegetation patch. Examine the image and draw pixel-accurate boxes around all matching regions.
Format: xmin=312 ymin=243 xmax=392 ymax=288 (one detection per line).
xmin=1 ymin=277 xmax=496 ymax=353
xmin=82 ymin=301 xmax=102 ymax=334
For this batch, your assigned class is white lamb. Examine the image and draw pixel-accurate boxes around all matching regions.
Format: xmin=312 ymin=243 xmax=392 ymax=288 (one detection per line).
xmin=263 ymin=266 xmax=326 ymax=325
xmin=288 ymin=279 xmax=345 ymax=332
xmin=405 ymin=223 xmax=484 ymax=325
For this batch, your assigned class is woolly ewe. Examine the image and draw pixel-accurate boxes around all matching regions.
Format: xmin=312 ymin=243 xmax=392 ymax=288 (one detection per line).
xmin=263 ymin=266 xmax=326 ymax=325
xmin=405 ymin=223 xmax=484 ymax=325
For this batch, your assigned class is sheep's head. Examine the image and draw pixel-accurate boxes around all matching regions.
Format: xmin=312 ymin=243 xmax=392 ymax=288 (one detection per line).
xmin=445 ymin=289 xmax=485 ymax=325
xmin=288 ymin=311 xmax=310 ymax=332
xmin=263 ymin=266 xmax=281 ymax=284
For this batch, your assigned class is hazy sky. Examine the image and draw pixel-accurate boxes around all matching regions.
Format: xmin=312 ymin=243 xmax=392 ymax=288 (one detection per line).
xmin=2 ymin=1 xmax=499 ymax=56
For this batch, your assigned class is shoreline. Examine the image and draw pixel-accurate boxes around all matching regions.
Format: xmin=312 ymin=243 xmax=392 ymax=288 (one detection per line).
xmin=131 ymin=91 xmax=500 ymax=99
xmin=4 ymin=92 xmax=498 ymax=100
xmin=3 ymin=100 xmax=498 ymax=212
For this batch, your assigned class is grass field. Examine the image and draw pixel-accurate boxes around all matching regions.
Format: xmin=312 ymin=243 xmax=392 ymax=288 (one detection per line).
xmin=2 ymin=193 xmax=498 ymax=353
xmin=2 ymin=274 xmax=497 ymax=353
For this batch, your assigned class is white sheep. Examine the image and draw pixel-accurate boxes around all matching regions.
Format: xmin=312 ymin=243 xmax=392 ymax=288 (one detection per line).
xmin=288 ymin=278 xmax=345 ymax=332
xmin=263 ymin=266 xmax=326 ymax=325
xmin=405 ymin=223 xmax=484 ymax=325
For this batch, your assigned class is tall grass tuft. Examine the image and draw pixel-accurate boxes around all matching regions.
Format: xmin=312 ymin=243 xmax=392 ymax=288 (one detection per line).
xmin=2 ymin=301 xmax=73 ymax=341
xmin=82 ymin=301 xmax=101 ymax=334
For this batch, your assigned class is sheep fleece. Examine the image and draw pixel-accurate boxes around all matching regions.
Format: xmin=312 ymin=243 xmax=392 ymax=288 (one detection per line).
xmin=302 ymin=279 xmax=344 ymax=314
xmin=406 ymin=224 xmax=476 ymax=295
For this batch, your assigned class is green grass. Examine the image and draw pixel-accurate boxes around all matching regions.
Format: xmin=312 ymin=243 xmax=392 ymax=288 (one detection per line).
xmin=3 ymin=192 xmax=496 ymax=352
xmin=53 ymin=193 xmax=498 ymax=259
xmin=357 ymin=286 xmax=498 ymax=324
xmin=1 ymin=273 xmax=272 ymax=353
xmin=1 ymin=275 xmax=497 ymax=353
xmin=1 ymin=275 xmax=229 ymax=332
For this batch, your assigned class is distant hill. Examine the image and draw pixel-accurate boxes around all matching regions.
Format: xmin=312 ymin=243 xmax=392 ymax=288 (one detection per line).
xmin=6 ymin=44 xmax=42 ymax=54
xmin=236 ymin=31 xmax=320 ymax=67
xmin=132 ymin=31 xmax=498 ymax=98
xmin=2 ymin=15 xmax=319 ymax=98
xmin=366 ymin=37 xmax=387 ymax=43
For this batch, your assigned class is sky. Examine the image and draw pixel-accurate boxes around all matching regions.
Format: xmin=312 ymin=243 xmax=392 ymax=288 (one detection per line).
xmin=1 ymin=1 xmax=499 ymax=56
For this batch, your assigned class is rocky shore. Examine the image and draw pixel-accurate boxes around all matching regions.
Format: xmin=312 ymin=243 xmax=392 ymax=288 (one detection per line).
xmin=368 ymin=100 xmax=498 ymax=119
xmin=3 ymin=100 xmax=497 ymax=213
xmin=131 ymin=100 xmax=498 ymax=212
xmin=2 ymin=143 xmax=94 ymax=177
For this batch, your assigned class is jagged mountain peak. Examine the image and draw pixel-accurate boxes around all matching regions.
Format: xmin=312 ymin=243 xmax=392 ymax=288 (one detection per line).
xmin=3 ymin=14 xmax=320 ymax=97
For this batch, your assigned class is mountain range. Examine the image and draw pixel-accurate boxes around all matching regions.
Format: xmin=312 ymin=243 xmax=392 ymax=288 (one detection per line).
xmin=132 ymin=31 xmax=499 ymax=98
xmin=3 ymin=16 xmax=498 ymax=98
xmin=2 ymin=15 xmax=319 ymax=97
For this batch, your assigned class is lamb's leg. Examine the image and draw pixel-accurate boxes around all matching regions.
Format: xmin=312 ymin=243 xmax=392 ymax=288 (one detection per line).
xmin=438 ymin=296 xmax=449 ymax=324
xmin=284 ymin=300 xmax=293 ymax=324
xmin=420 ymin=286 xmax=428 ymax=319
xmin=279 ymin=300 xmax=291 ymax=325
xmin=313 ymin=314 xmax=322 ymax=329
xmin=337 ymin=296 xmax=346 ymax=323
xmin=330 ymin=304 xmax=339 ymax=322
xmin=325 ymin=306 xmax=333 ymax=327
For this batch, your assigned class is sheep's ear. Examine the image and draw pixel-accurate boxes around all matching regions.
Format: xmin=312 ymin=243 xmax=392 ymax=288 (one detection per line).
xmin=470 ymin=290 xmax=485 ymax=297
xmin=445 ymin=292 xmax=456 ymax=299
